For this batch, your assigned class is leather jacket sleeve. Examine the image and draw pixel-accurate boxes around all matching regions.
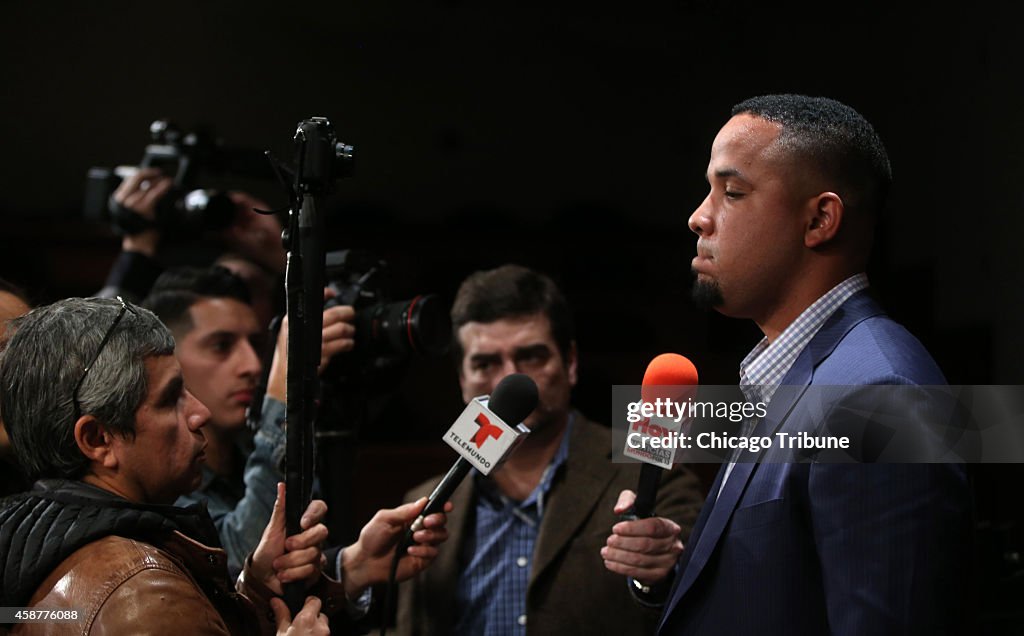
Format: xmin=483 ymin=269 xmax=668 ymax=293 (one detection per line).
xmin=90 ymin=567 xmax=235 ymax=636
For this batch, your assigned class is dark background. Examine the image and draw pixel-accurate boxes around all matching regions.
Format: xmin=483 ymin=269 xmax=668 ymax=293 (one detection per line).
xmin=1 ymin=3 xmax=1021 ymax=631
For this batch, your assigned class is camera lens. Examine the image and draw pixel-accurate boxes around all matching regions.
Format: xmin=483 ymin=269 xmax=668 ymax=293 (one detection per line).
xmin=181 ymin=189 xmax=235 ymax=231
xmin=359 ymin=294 xmax=450 ymax=357
xmin=402 ymin=294 xmax=450 ymax=356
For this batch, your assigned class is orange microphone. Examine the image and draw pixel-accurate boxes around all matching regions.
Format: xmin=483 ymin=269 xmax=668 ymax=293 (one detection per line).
xmin=622 ymin=353 xmax=699 ymax=520
xmin=641 ymin=353 xmax=698 ymax=404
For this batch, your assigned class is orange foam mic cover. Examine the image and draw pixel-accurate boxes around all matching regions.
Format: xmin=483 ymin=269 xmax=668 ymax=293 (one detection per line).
xmin=640 ymin=353 xmax=698 ymax=404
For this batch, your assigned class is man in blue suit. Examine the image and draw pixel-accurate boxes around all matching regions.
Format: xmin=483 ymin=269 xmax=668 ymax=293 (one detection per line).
xmin=601 ymin=94 xmax=973 ymax=635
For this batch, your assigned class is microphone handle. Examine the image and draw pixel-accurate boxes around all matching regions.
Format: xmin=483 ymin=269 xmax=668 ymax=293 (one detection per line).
xmin=410 ymin=458 xmax=473 ymax=533
xmin=621 ymin=463 xmax=661 ymax=521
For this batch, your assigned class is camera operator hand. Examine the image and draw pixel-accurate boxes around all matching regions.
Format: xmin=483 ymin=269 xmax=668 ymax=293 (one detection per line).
xmin=265 ymin=288 xmax=356 ymax=403
xmin=223 ymin=191 xmax=287 ymax=275
xmin=270 ymin=596 xmax=330 ymax=636
xmin=251 ymin=483 xmax=330 ymax=595
xmin=111 ymin=167 xmax=173 ymax=257
xmin=250 ymin=483 xmax=331 ymax=635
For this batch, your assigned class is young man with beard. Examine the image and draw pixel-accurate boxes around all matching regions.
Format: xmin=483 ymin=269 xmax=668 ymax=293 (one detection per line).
xmin=139 ymin=266 xmax=317 ymax=577
xmin=602 ymin=94 xmax=972 ymax=635
xmin=395 ymin=264 xmax=705 ymax=636
xmin=142 ymin=266 xmax=361 ymax=579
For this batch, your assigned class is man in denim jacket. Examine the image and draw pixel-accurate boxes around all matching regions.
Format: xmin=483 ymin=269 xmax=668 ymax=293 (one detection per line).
xmin=142 ymin=265 xmax=355 ymax=576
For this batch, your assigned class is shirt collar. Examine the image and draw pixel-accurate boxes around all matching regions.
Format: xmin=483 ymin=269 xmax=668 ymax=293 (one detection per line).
xmin=739 ymin=273 xmax=869 ymax=405
xmin=476 ymin=411 xmax=575 ymax=516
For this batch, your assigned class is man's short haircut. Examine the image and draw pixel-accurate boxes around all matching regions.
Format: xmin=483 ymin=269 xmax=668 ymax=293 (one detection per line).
xmin=732 ymin=94 xmax=892 ymax=218
xmin=0 ymin=297 xmax=175 ymax=481
xmin=450 ymin=264 xmax=574 ymax=364
xmin=142 ymin=265 xmax=251 ymax=335
xmin=0 ymin=277 xmax=30 ymax=305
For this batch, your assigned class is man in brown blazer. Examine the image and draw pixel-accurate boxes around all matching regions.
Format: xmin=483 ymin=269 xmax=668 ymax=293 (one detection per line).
xmin=396 ymin=264 xmax=704 ymax=635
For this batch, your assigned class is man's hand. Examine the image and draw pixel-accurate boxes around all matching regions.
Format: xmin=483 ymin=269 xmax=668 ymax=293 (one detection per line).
xmin=319 ymin=295 xmax=356 ymax=368
xmin=111 ymin=167 xmax=173 ymax=256
xmin=340 ymin=497 xmax=452 ymax=600
xmin=601 ymin=489 xmax=683 ymax=585
xmin=251 ymin=483 xmax=330 ymax=595
xmin=265 ymin=289 xmax=356 ymax=402
xmin=270 ymin=596 xmax=330 ymax=636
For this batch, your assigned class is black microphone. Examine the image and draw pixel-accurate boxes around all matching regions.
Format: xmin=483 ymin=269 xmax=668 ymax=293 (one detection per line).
xmin=626 ymin=464 xmax=664 ymax=520
xmin=384 ymin=382 xmax=536 ymax=636
xmin=408 ymin=373 xmax=538 ymax=534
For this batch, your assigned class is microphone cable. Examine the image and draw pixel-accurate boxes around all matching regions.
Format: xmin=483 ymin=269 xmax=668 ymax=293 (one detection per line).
xmin=378 ymin=526 xmax=415 ymax=636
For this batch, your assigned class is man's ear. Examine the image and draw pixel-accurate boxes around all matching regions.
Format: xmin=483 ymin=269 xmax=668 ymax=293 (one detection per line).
xmin=805 ymin=192 xmax=844 ymax=248
xmin=74 ymin=416 xmax=119 ymax=470
xmin=566 ymin=341 xmax=579 ymax=388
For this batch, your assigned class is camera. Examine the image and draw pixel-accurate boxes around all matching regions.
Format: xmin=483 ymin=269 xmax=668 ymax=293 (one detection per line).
xmin=321 ymin=249 xmax=450 ymax=387
xmin=293 ymin=116 xmax=355 ymax=193
xmin=83 ymin=119 xmax=275 ymax=236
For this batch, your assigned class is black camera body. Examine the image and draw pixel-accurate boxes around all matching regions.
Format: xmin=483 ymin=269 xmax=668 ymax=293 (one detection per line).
xmin=83 ymin=120 xmax=274 ymax=236
xmin=321 ymin=249 xmax=450 ymax=388
xmin=293 ymin=117 xmax=354 ymax=194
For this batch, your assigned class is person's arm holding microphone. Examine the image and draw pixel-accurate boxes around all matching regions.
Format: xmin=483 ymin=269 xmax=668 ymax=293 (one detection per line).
xmin=603 ymin=354 xmax=700 ymax=606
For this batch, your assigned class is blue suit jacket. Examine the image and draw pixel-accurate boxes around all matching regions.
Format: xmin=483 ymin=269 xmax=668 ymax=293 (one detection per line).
xmin=657 ymin=292 xmax=972 ymax=636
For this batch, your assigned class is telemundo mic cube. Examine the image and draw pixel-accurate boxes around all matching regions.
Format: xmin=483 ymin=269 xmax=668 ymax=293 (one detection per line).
xmin=443 ymin=396 xmax=530 ymax=475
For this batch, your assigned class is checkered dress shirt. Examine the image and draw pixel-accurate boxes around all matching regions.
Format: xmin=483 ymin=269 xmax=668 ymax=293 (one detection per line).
xmin=719 ymin=273 xmax=869 ymax=495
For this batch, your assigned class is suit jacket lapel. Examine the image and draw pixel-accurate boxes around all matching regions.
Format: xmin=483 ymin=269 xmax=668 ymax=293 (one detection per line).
xmin=803 ymin=291 xmax=884 ymax=366
xmin=530 ymin=416 xmax=617 ymax=589
xmin=658 ymin=290 xmax=886 ymax=631
xmin=661 ymin=355 xmax=811 ymax=624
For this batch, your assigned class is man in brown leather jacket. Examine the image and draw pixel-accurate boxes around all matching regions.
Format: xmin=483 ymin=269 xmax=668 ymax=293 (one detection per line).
xmin=0 ymin=297 xmax=450 ymax=635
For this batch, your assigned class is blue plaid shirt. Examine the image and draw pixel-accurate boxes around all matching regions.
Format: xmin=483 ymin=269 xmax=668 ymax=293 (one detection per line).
xmin=453 ymin=414 xmax=575 ymax=635
xmin=739 ymin=273 xmax=869 ymax=405
xmin=720 ymin=274 xmax=869 ymax=494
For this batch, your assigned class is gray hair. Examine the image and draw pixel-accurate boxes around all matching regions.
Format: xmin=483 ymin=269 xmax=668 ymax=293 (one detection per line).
xmin=0 ymin=297 xmax=175 ymax=481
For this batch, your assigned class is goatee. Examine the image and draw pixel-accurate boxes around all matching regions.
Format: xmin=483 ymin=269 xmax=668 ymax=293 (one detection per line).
xmin=691 ymin=276 xmax=724 ymax=310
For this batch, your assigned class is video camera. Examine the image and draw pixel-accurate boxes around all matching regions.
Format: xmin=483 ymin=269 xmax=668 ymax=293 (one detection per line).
xmin=83 ymin=119 xmax=275 ymax=236
xmin=321 ymin=249 xmax=451 ymax=389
